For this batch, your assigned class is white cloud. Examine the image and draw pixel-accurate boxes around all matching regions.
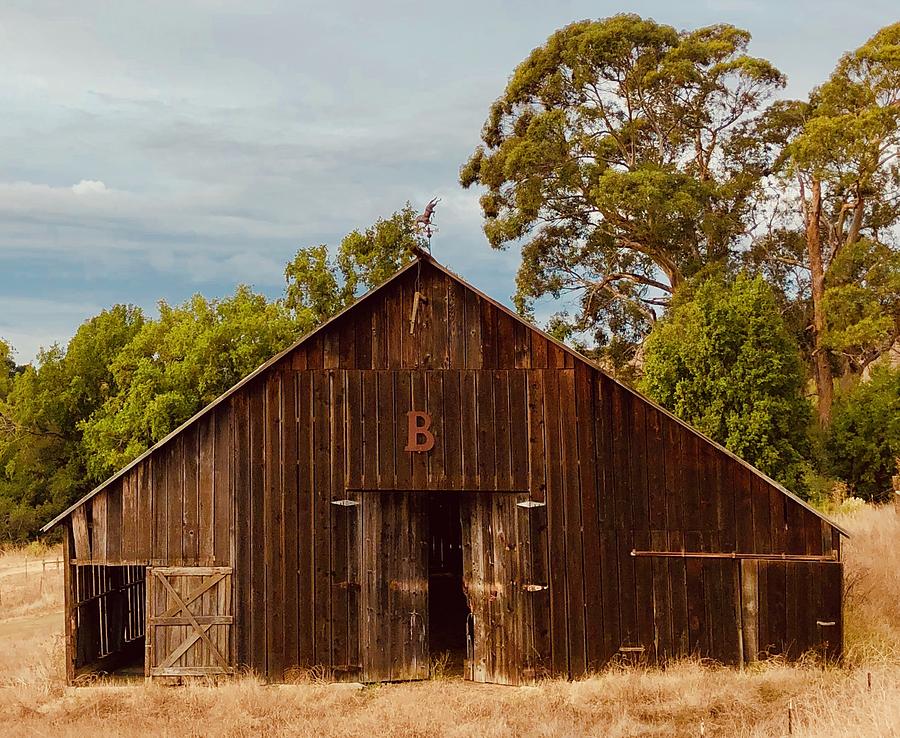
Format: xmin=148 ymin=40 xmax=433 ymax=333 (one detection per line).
xmin=71 ymin=179 xmax=108 ymax=195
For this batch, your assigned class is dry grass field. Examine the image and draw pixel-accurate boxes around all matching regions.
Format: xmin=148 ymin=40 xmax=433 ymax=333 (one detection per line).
xmin=0 ymin=505 xmax=897 ymax=738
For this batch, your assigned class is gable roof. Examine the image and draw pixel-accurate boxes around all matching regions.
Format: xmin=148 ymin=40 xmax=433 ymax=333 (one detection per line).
xmin=42 ymin=252 xmax=848 ymax=537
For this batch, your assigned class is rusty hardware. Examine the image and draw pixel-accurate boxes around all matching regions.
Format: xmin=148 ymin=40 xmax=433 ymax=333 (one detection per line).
xmin=516 ymin=500 xmax=546 ymax=508
xmin=618 ymin=646 xmax=645 ymax=653
xmin=631 ymin=549 xmax=838 ymax=562
xmin=404 ymin=410 xmax=435 ymax=453
xmin=330 ymin=499 xmax=359 ymax=507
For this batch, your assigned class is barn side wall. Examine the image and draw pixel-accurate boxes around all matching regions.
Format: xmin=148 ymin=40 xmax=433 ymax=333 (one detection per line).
xmin=64 ymin=260 xmax=843 ymax=681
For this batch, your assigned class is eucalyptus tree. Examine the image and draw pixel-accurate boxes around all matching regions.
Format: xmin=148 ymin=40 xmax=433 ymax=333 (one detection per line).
xmin=757 ymin=23 xmax=900 ymax=424
xmin=460 ymin=14 xmax=785 ymax=362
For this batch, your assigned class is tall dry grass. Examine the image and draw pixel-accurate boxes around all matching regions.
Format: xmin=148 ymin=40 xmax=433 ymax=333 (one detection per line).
xmin=0 ymin=508 xmax=897 ymax=737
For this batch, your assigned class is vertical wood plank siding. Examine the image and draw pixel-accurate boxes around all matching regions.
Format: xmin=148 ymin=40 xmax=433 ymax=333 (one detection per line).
xmin=63 ymin=259 xmax=843 ymax=681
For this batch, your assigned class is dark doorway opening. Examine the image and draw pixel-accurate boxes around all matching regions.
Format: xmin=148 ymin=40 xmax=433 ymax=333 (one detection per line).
xmin=427 ymin=493 xmax=470 ymax=675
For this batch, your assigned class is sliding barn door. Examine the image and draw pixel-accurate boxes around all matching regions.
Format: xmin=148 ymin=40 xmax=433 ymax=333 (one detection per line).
xmin=361 ymin=493 xmax=429 ymax=682
xmin=146 ymin=566 xmax=233 ymax=678
xmin=462 ymin=494 xmax=528 ymax=685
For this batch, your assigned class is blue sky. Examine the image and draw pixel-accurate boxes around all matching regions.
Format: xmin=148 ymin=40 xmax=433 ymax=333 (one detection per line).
xmin=1 ymin=1 xmax=896 ymax=362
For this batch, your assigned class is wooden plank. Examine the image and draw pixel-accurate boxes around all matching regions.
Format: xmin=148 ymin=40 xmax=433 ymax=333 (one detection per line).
xmin=296 ymin=372 xmax=315 ymax=667
xmin=629 ymin=399 xmax=650 ymax=532
xmin=429 ymin=269 xmax=449 ymax=369
xmin=282 ymin=371 xmax=299 ymax=671
xmin=741 ymin=559 xmax=759 ymax=663
xmin=395 ymin=372 xmax=413 ymax=489
xmin=464 ymin=282 xmax=482 ymax=369
xmin=232 ymin=393 xmax=251 ymax=668
xmin=92 ymin=491 xmax=108 ymax=562
xmin=716 ymin=451 xmax=737 ymax=552
xmin=152 ymin=455 xmax=166 ymax=562
xmin=751 ymin=475 xmax=772 ymax=555
xmin=410 ymin=371 xmax=429 ymax=488
xmin=248 ymin=380 xmax=267 ymax=674
xmin=121 ymin=472 xmax=135 ymax=561
xmin=476 ymin=370 xmax=496 ymax=490
xmin=425 ymin=371 xmax=445 ymax=487
xmin=71 ymin=506 xmax=91 ymax=561
xmin=137 ymin=464 xmax=152 ymax=560
xmin=542 ymin=370 xmax=568 ymax=676
xmin=182 ymin=425 xmax=199 ymax=564
xmin=526 ymin=370 xmax=551 ymax=677
xmin=339 ymin=316 xmax=356 ymax=369
xmin=480 ymin=300 xmax=498 ymax=369
xmin=734 ymin=465 xmax=754 ymax=553
xmin=376 ymin=371 xmax=396 ymax=489
xmin=442 ymin=370 xmax=462 ymax=489
xmin=354 ymin=305 xmax=373 ymax=370
xmin=214 ymin=405 xmax=233 ymax=567
xmin=330 ymin=371 xmax=350 ymax=677
xmin=361 ymin=371 xmax=379 ymax=489
xmin=345 ymin=370 xmax=363 ymax=490
xmin=198 ymin=414 xmax=215 ymax=563
xmin=508 ymin=372 xmax=529 ymax=505
xmin=495 ymin=310 xmax=516 ymax=369
xmin=460 ymin=371 xmax=478 ymax=489
xmin=312 ymin=371 xmax=332 ymax=670
xmin=167 ymin=439 xmax=184 ymax=565
xmin=559 ymin=369 xmax=586 ymax=676
xmin=684 ymin=531 xmax=705 ymax=656
xmin=650 ymin=529 xmax=673 ymax=663
xmin=447 ymin=275 xmax=467 ymax=368
xmin=106 ymin=481 xmax=123 ymax=563
xmin=493 ymin=370 xmax=512 ymax=491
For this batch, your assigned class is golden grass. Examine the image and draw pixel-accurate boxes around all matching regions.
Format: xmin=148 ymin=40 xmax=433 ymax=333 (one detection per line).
xmin=0 ymin=509 xmax=897 ymax=737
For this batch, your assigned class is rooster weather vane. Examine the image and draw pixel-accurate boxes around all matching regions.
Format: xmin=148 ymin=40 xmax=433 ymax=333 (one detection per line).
xmin=414 ymin=197 xmax=440 ymax=247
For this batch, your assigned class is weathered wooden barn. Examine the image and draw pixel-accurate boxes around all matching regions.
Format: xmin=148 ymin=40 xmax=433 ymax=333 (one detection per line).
xmin=43 ymin=252 xmax=846 ymax=685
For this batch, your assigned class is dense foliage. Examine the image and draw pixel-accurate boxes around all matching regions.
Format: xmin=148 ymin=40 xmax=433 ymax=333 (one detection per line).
xmin=460 ymin=14 xmax=785 ymax=363
xmin=825 ymin=366 xmax=900 ymax=502
xmin=641 ymin=273 xmax=811 ymax=492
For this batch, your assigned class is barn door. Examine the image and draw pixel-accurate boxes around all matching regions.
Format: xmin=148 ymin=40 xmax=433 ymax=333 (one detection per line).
xmin=361 ymin=493 xmax=429 ymax=682
xmin=462 ymin=494 xmax=527 ymax=685
xmin=146 ymin=566 xmax=233 ymax=678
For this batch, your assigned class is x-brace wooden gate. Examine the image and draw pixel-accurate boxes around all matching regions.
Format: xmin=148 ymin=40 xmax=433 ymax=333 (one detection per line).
xmin=146 ymin=566 xmax=234 ymax=678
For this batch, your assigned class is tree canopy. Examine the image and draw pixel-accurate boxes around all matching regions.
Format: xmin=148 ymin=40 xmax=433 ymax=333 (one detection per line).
xmin=460 ymin=14 xmax=785 ymax=361
xmin=640 ymin=272 xmax=811 ymax=492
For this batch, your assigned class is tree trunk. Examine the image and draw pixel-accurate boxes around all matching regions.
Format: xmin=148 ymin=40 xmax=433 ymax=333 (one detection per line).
xmin=806 ymin=179 xmax=833 ymax=425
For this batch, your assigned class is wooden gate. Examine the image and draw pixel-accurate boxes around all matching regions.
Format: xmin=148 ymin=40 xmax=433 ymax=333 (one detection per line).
xmin=462 ymin=494 xmax=529 ymax=685
xmin=361 ymin=493 xmax=429 ymax=682
xmin=146 ymin=566 xmax=234 ymax=678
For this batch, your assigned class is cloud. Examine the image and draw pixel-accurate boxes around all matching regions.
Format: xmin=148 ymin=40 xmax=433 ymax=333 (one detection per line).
xmin=71 ymin=179 xmax=108 ymax=195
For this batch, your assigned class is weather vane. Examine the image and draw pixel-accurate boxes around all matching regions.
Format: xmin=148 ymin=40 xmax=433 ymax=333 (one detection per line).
xmin=414 ymin=196 xmax=440 ymax=248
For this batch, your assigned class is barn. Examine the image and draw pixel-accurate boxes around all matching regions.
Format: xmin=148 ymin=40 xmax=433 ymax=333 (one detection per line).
xmin=42 ymin=252 xmax=847 ymax=685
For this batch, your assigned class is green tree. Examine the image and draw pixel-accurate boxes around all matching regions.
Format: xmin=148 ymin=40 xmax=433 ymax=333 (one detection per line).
xmin=460 ymin=14 xmax=784 ymax=362
xmin=0 ymin=306 xmax=144 ymax=541
xmin=640 ymin=273 xmax=811 ymax=493
xmin=284 ymin=204 xmax=423 ymax=326
xmin=0 ymin=339 xmax=15 ymax=401
xmin=81 ymin=287 xmax=297 ymax=479
xmin=825 ymin=365 xmax=900 ymax=502
xmin=756 ymin=23 xmax=900 ymax=424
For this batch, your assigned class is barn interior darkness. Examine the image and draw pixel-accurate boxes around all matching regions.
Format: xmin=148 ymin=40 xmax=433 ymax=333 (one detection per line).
xmin=427 ymin=493 xmax=470 ymax=672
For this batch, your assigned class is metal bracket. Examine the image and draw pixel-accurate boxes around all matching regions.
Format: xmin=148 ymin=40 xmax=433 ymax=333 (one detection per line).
xmin=331 ymin=499 xmax=359 ymax=507
xmin=517 ymin=500 xmax=546 ymax=509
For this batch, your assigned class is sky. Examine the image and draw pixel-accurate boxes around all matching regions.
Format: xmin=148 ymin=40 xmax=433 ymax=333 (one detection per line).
xmin=1 ymin=0 xmax=896 ymax=363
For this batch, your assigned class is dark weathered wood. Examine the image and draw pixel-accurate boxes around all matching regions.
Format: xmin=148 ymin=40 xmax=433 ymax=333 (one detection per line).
xmin=54 ymin=256 xmax=845 ymax=684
